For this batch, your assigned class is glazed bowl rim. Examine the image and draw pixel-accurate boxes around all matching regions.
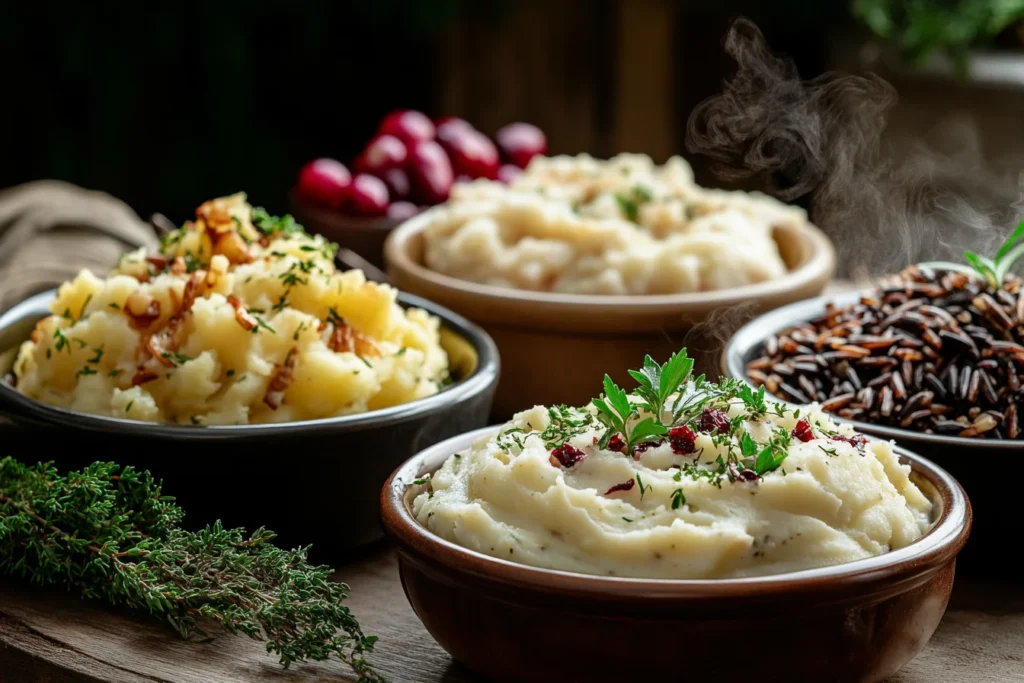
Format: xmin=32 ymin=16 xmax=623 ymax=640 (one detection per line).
xmin=0 ymin=288 xmax=499 ymax=439
xmin=722 ymin=288 xmax=1024 ymax=451
xmin=383 ymin=204 xmax=837 ymax=311
xmin=381 ymin=425 xmax=971 ymax=599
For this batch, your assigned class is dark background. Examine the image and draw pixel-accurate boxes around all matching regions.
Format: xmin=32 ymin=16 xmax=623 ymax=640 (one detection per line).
xmin=0 ymin=1 xmax=850 ymax=223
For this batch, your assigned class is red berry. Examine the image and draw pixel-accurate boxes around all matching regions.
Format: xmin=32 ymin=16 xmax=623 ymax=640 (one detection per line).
xmin=378 ymin=110 xmax=435 ymax=145
xmin=631 ymin=441 xmax=658 ymax=459
xmin=550 ymin=444 xmax=585 ymax=468
xmin=497 ymin=164 xmax=522 ymax=184
xmin=295 ymin=158 xmax=351 ymax=210
xmin=606 ymin=433 xmax=627 ymax=454
xmin=386 ymin=201 xmax=419 ymax=221
xmin=382 ymin=168 xmax=411 ymax=200
xmin=408 ymin=140 xmax=454 ymax=204
xmin=698 ymin=409 xmax=731 ymax=434
xmin=495 ymin=122 xmax=547 ymax=169
xmin=830 ymin=433 xmax=867 ymax=449
xmin=354 ymin=134 xmax=407 ymax=175
xmin=793 ymin=419 xmax=815 ymax=443
xmin=437 ymin=124 xmax=499 ymax=179
xmin=604 ymin=479 xmax=635 ymax=496
xmin=435 ymin=116 xmax=473 ymax=132
xmin=668 ymin=426 xmax=697 ymax=455
xmin=346 ymin=174 xmax=389 ymax=217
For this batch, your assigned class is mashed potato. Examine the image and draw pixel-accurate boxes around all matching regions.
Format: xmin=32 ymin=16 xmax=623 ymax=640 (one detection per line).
xmin=12 ymin=194 xmax=448 ymax=425
xmin=413 ymin=376 xmax=932 ymax=579
xmin=422 ymin=153 xmax=802 ymax=295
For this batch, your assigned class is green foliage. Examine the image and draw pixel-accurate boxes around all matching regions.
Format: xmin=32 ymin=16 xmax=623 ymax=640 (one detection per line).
xmin=925 ymin=218 xmax=1024 ymax=288
xmin=853 ymin=0 xmax=1024 ymax=68
xmin=0 ymin=458 xmax=383 ymax=682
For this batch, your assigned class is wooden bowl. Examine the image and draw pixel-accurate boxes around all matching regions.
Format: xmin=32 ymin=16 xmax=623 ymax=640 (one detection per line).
xmin=722 ymin=291 xmax=1019 ymax=577
xmin=381 ymin=427 xmax=971 ymax=683
xmin=0 ymin=290 xmax=499 ymax=559
xmin=384 ymin=209 xmax=836 ymax=418
xmin=289 ymin=192 xmax=404 ymax=268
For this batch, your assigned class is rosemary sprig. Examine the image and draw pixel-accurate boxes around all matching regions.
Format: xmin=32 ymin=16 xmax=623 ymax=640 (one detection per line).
xmin=0 ymin=458 xmax=383 ymax=682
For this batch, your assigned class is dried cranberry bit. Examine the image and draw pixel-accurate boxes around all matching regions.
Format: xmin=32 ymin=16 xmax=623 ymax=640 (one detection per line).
xmin=549 ymin=444 xmax=585 ymax=468
xmin=792 ymin=419 xmax=815 ymax=443
xmin=698 ymin=408 xmax=731 ymax=434
xmin=631 ymin=441 xmax=658 ymax=459
xmin=830 ymin=433 xmax=868 ymax=449
xmin=606 ymin=433 xmax=627 ymax=454
xmin=668 ymin=426 xmax=696 ymax=455
xmin=737 ymin=469 xmax=761 ymax=482
xmin=604 ymin=479 xmax=635 ymax=496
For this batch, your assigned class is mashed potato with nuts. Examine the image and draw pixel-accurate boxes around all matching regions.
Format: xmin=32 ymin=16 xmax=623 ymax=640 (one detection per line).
xmin=422 ymin=154 xmax=801 ymax=295
xmin=413 ymin=379 xmax=931 ymax=579
xmin=11 ymin=194 xmax=448 ymax=425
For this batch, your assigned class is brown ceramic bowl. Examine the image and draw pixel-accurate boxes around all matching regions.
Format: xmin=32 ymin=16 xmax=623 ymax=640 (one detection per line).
xmin=382 ymin=427 xmax=971 ymax=683
xmin=384 ymin=209 xmax=836 ymax=418
xmin=289 ymin=191 xmax=407 ymax=268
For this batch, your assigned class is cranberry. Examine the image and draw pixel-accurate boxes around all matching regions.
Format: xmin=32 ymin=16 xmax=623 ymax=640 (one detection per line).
xmin=792 ymin=419 xmax=815 ymax=443
xmin=435 ymin=116 xmax=473 ymax=132
xmin=831 ymin=433 xmax=868 ymax=449
xmin=550 ymin=444 xmax=585 ymax=468
xmin=497 ymin=164 xmax=522 ymax=184
xmin=736 ymin=468 xmax=761 ymax=482
xmin=495 ymin=122 xmax=547 ymax=169
xmin=354 ymin=134 xmax=407 ymax=175
xmin=437 ymin=125 xmax=499 ymax=179
xmin=698 ymin=409 xmax=731 ymax=434
xmin=378 ymin=109 xmax=435 ymax=145
xmin=668 ymin=426 xmax=696 ymax=455
xmin=603 ymin=479 xmax=635 ymax=496
xmin=295 ymin=158 xmax=351 ymax=210
xmin=382 ymin=168 xmax=411 ymax=200
xmin=631 ymin=441 xmax=659 ymax=459
xmin=408 ymin=140 xmax=454 ymax=204
xmin=346 ymin=174 xmax=389 ymax=217
xmin=606 ymin=433 xmax=627 ymax=454
xmin=386 ymin=201 xmax=419 ymax=221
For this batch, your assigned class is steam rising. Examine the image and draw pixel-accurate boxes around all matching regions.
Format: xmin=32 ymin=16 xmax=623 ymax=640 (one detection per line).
xmin=686 ymin=18 xmax=1024 ymax=278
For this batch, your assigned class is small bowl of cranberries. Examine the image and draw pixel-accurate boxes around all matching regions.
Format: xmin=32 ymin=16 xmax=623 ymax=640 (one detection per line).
xmin=290 ymin=110 xmax=547 ymax=267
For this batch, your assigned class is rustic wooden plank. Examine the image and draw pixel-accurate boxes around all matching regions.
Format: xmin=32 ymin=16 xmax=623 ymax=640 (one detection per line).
xmin=1 ymin=546 xmax=1021 ymax=683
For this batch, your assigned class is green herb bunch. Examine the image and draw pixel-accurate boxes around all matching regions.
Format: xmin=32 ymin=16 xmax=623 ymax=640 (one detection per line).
xmin=853 ymin=0 xmax=1024 ymax=69
xmin=926 ymin=219 xmax=1024 ymax=289
xmin=0 ymin=458 xmax=383 ymax=682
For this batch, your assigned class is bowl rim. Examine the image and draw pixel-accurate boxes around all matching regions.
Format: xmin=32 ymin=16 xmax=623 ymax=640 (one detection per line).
xmin=722 ymin=288 xmax=1024 ymax=451
xmin=381 ymin=425 xmax=971 ymax=600
xmin=383 ymin=204 xmax=837 ymax=312
xmin=0 ymin=288 xmax=499 ymax=438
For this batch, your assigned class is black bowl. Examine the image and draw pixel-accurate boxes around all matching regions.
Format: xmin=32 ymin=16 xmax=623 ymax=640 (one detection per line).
xmin=0 ymin=290 xmax=499 ymax=560
xmin=722 ymin=291 xmax=1012 ymax=576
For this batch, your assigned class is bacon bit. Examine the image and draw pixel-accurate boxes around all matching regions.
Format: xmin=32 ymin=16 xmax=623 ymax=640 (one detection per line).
xmin=228 ymin=295 xmax=257 ymax=331
xmin=211 ymin=230 xmax=254 ymax=265
xmin=317 ymin=320 xmax=328 ymax=333
xmin=258 ymin=236 xmax=270 ymax=248
xmin=170 ymin=256 xmax=188 ymax=275
xmin=668 ymin=426 xmax=696 ymax=455
xmin=131 ymin=366 xmax=159 ymax=386
xmin=180 ymin=270 xmax=207 ymax=315
xmin=146 ymin=254 xmax=170 ymax=271
xmin=264 ymin=347 xmax=299 ymax=410
xmin=549 ymin=444 xmax=585 ymax=468
xmin=30 ymin=326 xmax=42 ymax=344
xmin=125 ymin=291 xmax=161 ymax=329
xmin=698 ymin=408 xmax=731 ymax=434
xmin=606 ymin=433 xmax=627 ymax=454
xmin=328 ymin=322 xmax=381 ymax=357
xmin=604 ymin=479 xmax=635 ymax=496
xmin=792 ymin=419 xmax=815 ymax=443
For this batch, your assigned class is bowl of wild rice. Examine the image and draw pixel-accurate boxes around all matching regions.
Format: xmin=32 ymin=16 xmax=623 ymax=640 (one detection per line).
xmin=722 ymin=263 xmax=1023 ymax=576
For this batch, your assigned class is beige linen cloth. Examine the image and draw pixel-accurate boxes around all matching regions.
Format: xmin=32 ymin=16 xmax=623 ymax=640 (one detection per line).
xmin=0 ymin=181 xmax=159 ymax=315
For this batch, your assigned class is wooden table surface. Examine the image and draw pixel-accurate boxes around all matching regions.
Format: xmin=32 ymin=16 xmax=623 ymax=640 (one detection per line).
xmin=0 ymin=544 xmax=1021 ymax=683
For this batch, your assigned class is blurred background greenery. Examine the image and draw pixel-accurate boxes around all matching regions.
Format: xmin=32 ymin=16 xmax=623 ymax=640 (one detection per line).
xmin=3 ymin=1 xmax=1024 ymax=221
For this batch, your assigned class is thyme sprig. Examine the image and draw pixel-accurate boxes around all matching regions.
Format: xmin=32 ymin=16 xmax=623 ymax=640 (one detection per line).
xmin=0 ymin=458 xmax=383 ymax=682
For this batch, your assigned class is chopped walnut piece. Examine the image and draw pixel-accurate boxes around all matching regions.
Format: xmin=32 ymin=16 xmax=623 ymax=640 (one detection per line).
xmin=264 ymin=348 xmax=298 ymax=409
xmin=327 ymin=322 xmax=380 ymax=357
xmin=228 ymin=295 xmax=257 ymax=331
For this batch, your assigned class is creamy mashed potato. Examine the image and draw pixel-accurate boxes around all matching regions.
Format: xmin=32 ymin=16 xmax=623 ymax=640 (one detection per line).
xmin=422 ymin=153 xmax=802 ymax=295
xmin=413 ymin=395 xmax=932 ymax=579
xmin=12 ymin=194 xmax=448 ymax=425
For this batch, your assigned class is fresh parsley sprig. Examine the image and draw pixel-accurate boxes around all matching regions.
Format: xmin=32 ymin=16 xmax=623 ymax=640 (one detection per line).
xmin=593 ymin=375 xmax=666 ymax=452
xmin=628 ymin=351 xmax=694 ymax=423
